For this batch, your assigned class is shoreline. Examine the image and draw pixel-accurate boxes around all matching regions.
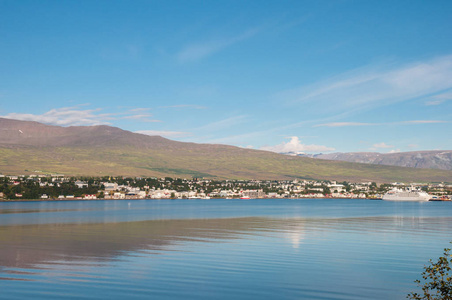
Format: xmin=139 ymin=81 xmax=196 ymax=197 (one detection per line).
xmin=2 ymin=197 xmax=449 ymax=203
xmin=2 ymin=197 xmax=383 ymax=202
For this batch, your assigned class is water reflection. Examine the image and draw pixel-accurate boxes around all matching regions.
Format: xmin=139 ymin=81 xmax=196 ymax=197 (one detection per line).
xmin=2 ymin=216 xmax=452 ymax=273
xmin=1 ymin=218 xmax=253 ymax=271
xmin=2 ymin=200 xmax=452 ymax=300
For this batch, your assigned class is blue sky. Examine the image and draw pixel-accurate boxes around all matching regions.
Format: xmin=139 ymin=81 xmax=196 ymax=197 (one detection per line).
xmin=1 ymin=0 xmax=451 ymax=153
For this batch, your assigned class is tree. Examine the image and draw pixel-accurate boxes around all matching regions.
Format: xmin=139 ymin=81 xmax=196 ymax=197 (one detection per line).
xmin=408 ymin=244 xmax=452 ymax=299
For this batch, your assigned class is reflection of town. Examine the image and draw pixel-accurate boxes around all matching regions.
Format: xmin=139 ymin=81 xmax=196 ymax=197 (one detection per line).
xmin=1 ymin=175 xmax=451 ymax=200
xmin=1 ymin=218 xmax=266 ymax=270
xmin=2 ymin=215 xmax=452 ymax=274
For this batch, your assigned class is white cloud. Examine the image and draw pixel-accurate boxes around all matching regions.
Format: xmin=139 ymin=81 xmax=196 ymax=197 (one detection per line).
xmin=389 ymin=149 xmax=401 ymax=153
xmin=425 ymin=92 xmax=452 ymax=106
xmin=401 ymin=120 xmax=448 ymax=124
xmin=177 ymin=28 xmax=259 ymax=63
xmin=122 ymin=114 xmax=161 ymax=122
xmin=280 ymin=54 xmax=452 ymax=115
xmin=0 ymin=105 xmax=168 ymax=126
xmin=315 ymin=120 xmax=448 ymax=127
xmin=128 ymin=107 xmax=152 ymax=112
xmin=159 ymin=104 xmax=207 ymax=109
xmin=315 ymin=122 xmax=374 ymax=127
xmin=0 ymin=107 xmax=112 ymax=126
xmin=195 ymin=115 xmax=248 ymax=132
xmin=238 ymin=145 xmax=255 ymax=149
xmin=0 ymin=106 xmax=165 ymax=126
xmin=425 ymin=100 xmax=445 ymax=106
xmin=260 ymin=136 xmax=335 ymax=153
xmin=202 ymin=129 xmax=269 ymax=145
xmin=135 ymin=130 xmax=191 ymax=138
xmin=372 ymin=142 xmax=393 ymax=149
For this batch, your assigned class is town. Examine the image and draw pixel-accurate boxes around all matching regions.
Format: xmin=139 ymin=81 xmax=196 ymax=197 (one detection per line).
xmin=0 ymin=174 xmax=450 ymax=201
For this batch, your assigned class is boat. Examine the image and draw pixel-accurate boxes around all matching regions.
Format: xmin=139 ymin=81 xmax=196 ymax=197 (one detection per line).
xmin=382 ymin=187 xmax=430 ymax=201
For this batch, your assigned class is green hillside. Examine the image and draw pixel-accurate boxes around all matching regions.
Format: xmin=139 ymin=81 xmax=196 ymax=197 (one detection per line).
xmin=0 ymin=118 xmax=450 ymax=182
xmin=1 ymin=145 xmax=451 ymax=183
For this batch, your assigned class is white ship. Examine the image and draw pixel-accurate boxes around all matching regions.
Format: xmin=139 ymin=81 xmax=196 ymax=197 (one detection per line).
xmin=382 ymin=187 xmax=430 ymax=201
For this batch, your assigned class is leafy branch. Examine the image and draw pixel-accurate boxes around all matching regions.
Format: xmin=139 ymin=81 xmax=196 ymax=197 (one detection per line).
xmin=408 ymin=244 xmax=452 ymax=300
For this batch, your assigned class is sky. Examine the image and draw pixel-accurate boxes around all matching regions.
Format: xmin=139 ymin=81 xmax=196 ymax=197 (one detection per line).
xmin=1 ymin=0 xmax=451 ymax=154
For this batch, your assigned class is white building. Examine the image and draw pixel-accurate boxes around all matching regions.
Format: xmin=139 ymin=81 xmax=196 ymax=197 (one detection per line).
xmin=75 ymin=181 xmax=88 ymax=188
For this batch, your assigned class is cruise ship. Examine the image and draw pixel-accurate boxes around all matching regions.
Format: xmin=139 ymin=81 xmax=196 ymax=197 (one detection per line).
xmin=382 ymin=187 xmax=430 ymax=201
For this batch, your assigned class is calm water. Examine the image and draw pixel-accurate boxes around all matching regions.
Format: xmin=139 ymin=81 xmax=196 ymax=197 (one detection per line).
xmin=1 ymin=199 xmax=451 ymax=300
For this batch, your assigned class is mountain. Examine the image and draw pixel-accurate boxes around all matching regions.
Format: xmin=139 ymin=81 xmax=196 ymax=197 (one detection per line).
xmin=303 ymin=151 xmax=452 ymax=171
xmin=1 ymin=118 xmax=451 ymax=182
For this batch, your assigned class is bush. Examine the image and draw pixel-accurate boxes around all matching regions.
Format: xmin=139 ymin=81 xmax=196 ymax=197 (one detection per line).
xmin=408 ymin=244 xmax=452 ymax=299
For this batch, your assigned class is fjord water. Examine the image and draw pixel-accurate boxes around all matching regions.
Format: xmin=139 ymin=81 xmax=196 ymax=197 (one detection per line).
xmin=1 ymin=199 xmax=451 ymax=300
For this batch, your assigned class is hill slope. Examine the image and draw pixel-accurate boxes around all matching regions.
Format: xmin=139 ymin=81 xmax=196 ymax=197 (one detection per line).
xmin=0 ymin=118 xmax=451 ymax=182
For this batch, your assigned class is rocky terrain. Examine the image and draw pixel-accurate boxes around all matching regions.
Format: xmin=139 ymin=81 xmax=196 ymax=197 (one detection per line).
xmin=301 ymin=151 xmax=452 ymax=171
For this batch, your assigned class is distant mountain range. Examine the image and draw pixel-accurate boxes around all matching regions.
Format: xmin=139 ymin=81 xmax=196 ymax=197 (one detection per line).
xmin=286 ymin=151 xmax=452 ymax=171
xmin=1 ymin=118 xmax=451 ymax=182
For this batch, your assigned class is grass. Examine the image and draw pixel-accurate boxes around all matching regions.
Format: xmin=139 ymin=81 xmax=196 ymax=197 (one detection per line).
xmin=0 ymin=145 xmax=451 ymax=183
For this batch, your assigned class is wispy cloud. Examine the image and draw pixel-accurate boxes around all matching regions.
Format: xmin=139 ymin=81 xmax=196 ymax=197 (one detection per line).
xmin=425 ymin=100 xmax=444 ymax=106
xmin=316 ymin=120 xmax=448 ymax=127
xmin=369 ymin=142 xmax=399 ymax=153
xmin=1 ymin=106 xmax=163 ymax=126
xmin=401 ymin=120 xmax=447 ymax=124
xmin=128 ymin=107 xmax=152 ymax=112
xmin=202 ymin=129 xmax=269 ymax=145
xmin=425 ymin=91 xmax=452 ymax=106
xmin=195 ymin=115 xmax=248 ymax=132
xmin=260 ymin=136 xmax=335 ymax=153
xmin=280 ymin=54 xmax=452 ymax=115
xmin=159 ymin=104 xmax=207 ymax=109
xmin=0 ymin=107 xmax=113 ymax=126
xmin=135 ymin=130 xmax=191 ymax=138
xmin=122 ymin=114 xmax=161 ymax=122
xmin=315 ymin=122 xmax=374 ymax=127
xmin=121 ymin=109 xmax=160 ymax=122
xmin=372 ymin=142 xmax=393 ymax=149
xmin=177 ymin=28 xmax=260 ymax=63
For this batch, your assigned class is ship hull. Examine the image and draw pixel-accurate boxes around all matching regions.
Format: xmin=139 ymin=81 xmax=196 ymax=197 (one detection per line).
xmin=382 ymin=192 xmax=430 ymax=201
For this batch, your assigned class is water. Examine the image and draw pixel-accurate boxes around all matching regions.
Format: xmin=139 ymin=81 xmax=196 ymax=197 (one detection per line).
xmin=1 ymin=199 xmax=451 ymax=299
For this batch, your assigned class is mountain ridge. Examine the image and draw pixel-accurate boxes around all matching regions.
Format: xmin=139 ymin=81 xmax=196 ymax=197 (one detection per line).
xmin=291 ymin=151 xmax=452 ymax=171
xmin=0 ymin=118 xmax=451 ymax=182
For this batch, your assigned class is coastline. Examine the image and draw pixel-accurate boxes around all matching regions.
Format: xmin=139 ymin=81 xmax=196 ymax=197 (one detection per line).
xmin=1 ymin=197 xmax=383 ymax=202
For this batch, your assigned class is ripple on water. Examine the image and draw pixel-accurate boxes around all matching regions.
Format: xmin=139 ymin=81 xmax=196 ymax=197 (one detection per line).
xmin=1 ymin=200 xmax=452 ymax=299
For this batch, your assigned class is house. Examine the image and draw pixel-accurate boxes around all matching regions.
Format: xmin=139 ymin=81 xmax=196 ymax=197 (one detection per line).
xmin=103 ymin=182 xmax=118 ymax=191
xmin=328 ymin=184 xmax=345 ymax=193
xmin=113 ymin=192 xmax=125 ymax=199
xmin=75 ymin=181 xmax=88 ymax=188
xmin=241 ymin=189 xmax=266 ymax=198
